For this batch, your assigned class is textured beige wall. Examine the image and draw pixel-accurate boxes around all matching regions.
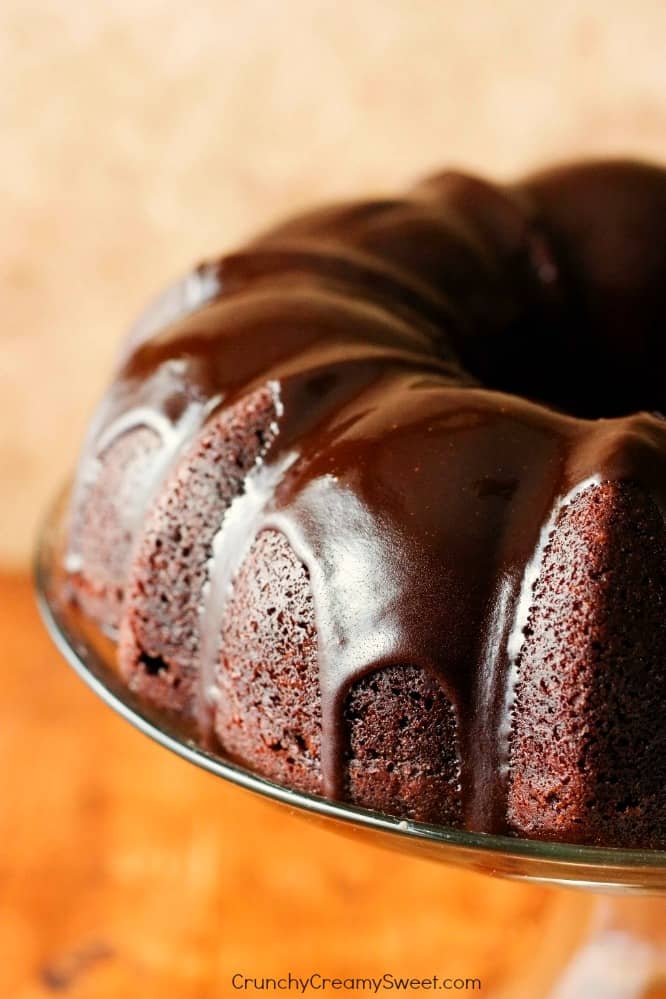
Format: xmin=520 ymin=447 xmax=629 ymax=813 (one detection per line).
xmin=2 ymin=0 xmax=666 ymax=567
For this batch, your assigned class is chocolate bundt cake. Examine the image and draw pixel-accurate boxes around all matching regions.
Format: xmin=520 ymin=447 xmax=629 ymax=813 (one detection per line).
xmin=64 ymin=160 xmax=666 ymax=848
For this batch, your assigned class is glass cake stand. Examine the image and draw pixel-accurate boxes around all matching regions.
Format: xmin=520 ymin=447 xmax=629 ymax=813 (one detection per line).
xmin=36 ymin=491 xmax=666 ymax=998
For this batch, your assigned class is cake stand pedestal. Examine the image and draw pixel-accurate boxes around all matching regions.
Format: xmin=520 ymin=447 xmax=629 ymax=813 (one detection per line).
xmin=504 ymin=894 xmax=666 ymax=999
xmin=36 ymin=492 xmax=666 ymax=999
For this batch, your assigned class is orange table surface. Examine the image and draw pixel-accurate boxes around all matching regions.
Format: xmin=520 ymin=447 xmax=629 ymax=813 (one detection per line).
xmin=2 ymin=572 xmax=594 ymax=998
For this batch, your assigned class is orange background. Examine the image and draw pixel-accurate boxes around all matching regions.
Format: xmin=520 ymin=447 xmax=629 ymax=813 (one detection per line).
xmin=2 ymin=3 xmax=665 ymax=996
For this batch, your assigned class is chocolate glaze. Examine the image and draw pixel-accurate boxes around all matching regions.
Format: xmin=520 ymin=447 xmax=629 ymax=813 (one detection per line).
xmin=67 ymin=161 xmax=666 ymax=832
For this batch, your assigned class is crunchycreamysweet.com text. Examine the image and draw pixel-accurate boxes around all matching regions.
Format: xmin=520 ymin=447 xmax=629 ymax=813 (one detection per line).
xmin=231 ymin=973 xmax=482 ymax=992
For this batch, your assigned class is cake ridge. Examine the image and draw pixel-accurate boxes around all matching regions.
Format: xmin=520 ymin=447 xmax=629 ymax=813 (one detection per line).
xmin=197 ymin=443 xmax=298 ymax=741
